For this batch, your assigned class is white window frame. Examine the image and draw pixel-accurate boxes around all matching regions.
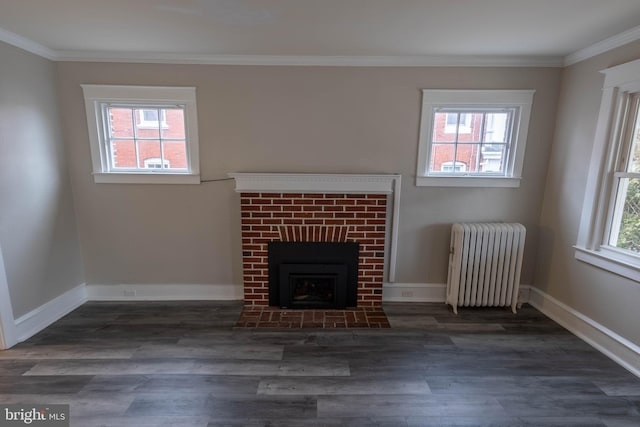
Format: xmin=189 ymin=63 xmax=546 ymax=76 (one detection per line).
xmin=575 ymin=58 xmax=640 ymax=282
xmin=81 ymin=85 xmax=200 ymax=185
xmin=416 ymin=89 xmax=534 ymax=188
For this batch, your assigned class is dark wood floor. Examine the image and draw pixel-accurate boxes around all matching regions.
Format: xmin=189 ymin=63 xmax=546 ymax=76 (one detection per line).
xmin=1 ymin=302 xmax=639 ymax=427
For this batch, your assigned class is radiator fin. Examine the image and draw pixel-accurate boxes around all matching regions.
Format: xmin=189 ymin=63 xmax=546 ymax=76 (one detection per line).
xmin=446 ymin=223 xmax=525 ymax=314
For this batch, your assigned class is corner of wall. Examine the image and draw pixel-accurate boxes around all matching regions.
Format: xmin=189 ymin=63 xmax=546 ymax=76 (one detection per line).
xmin=528 ymin=286 xmax=640 ymax=378
xmin=0 ymin=245 xmax=17 ymax=349
xmin=13 ymin=283 xmax=87 ymax=344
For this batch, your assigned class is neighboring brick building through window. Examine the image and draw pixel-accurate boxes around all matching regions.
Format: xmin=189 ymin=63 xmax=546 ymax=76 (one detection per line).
xmin=108 ymin=107 xmax=187 ymax=170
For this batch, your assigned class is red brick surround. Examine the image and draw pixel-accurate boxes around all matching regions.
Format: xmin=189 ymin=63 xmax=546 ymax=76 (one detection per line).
xmin=240 ymin=192 xmax=388 ymax=307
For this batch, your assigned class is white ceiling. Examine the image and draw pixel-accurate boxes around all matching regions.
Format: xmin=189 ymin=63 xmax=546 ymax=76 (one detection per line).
xmin=2 ymin=0 xmax=640 ymax=65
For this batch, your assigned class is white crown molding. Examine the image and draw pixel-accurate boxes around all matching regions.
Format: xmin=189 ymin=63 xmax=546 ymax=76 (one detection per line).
xmin=229 ymin=173 xmax=401 ymax=194
xmin=52 ymin=51 xmax=564 ymax=67
xmin=565 ymin=24 xmax=640 ymax=66
xmin=3 ymin=19 xmax=639 ymax=69
xmin=0 ymin=27 xmax=57 ymax=60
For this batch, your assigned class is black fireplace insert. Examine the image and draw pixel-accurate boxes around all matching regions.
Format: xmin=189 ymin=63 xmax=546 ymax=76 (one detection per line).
xmin=268 ymin=242 xmax=359 ymax=309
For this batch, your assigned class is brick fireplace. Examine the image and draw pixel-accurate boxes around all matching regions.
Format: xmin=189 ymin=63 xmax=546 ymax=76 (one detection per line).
xmin=230 ymin=173 xmax=401 ymax=309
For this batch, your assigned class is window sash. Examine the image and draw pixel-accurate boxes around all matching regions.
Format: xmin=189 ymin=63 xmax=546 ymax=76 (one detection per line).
xmin=101 ymin=103 xmax=188 ymax=173
xmin=427 ymin=107 xmax=515 ymax=176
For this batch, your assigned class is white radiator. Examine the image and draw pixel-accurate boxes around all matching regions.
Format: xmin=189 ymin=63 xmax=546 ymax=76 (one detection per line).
xmin=446 ymin=223 xmax=526 ymax=314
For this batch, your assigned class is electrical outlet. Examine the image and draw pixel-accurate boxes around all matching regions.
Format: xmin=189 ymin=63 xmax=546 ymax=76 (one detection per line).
xmin=124 ymin=289 xmax=136 ymax=297
xmin=401 ymin=291 xmax=413 ymax=297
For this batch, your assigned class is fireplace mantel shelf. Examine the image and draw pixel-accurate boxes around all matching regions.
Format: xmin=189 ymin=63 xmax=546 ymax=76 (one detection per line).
xmin=228 ymin=173 xmax=401 ymax=194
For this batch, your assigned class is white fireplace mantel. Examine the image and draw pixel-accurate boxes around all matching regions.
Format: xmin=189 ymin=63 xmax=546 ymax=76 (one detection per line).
xmin=228 ymin=172 xmax=402 ymax=282
xmin=228 ymin=173 xmax=400 ymax=194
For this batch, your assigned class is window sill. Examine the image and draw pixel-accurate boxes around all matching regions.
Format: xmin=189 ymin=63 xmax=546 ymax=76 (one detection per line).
xmin=415 ymin=175 xmax=521 ymax=188
xmin=574 ymin=246 xmax=640 ymax=283
xmin=93 ymin=172 xmax=200 ymax=185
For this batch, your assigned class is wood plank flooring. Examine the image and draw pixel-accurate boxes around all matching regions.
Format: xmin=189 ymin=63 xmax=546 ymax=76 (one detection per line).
xmin=1 ymin=301 xmax=639 ymax=426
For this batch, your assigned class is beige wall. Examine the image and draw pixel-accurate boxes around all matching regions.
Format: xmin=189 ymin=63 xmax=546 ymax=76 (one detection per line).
xmin=5 ymin=33 xmax=640 ymax=360
xmin=536 ymin=40 xmax=640 ymax=346
xmin=0 ymin=42 xmax=84 ymax=318
xmin=56 ymin=62 xmax=561 ymax=290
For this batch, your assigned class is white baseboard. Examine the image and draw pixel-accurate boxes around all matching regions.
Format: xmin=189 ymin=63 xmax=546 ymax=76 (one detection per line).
xmin=9 ymin=281 xmax=639 ymax=379
xmin=14 ymin=283 xmax=87 ymax=343
xmin=529 ymin=287 xmax=640 ymax=378
xmin=383 ymin=282 xmax=531 ymax=304
xmin=5 ymin=283 xmax=241 ymax=347
xmin=383 ymin=283 xmax=446 ymax=302
xmin=86 ymin=283 xmax=243 ymax=301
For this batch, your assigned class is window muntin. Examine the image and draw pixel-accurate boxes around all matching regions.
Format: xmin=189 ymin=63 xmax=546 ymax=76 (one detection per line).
xmin=415 ymin=90 xmax=534 ymax=188
xmin=105 ymin=105 xmax=187 ymax=172
xmin=81 ymin=85 xmax=199 ymax=184
xmin=429 ymin=108 xmax=514 ymax=176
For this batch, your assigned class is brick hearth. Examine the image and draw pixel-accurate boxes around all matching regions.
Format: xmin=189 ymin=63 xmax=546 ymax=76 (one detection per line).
xmin=235 ymin=306 xmax=390 ymax=328
xmin=239 ymin=192 xmax=388 ymax=307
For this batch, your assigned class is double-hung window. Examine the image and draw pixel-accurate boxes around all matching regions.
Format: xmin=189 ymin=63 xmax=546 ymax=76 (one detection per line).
xmin=82 ymin=85 xmax=200 ymax=184
xmin=607 ymin=95 xmax=640 ymax=254
xmin=416 ymin=90 xmax=534 ymax=187
xmin=576 ymin=58 xmax=640 ymax=281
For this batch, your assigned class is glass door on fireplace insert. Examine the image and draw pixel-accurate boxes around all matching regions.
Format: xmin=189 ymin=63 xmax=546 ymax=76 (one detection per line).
xmin=289 ymin=274 xmax=337 ymax=307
